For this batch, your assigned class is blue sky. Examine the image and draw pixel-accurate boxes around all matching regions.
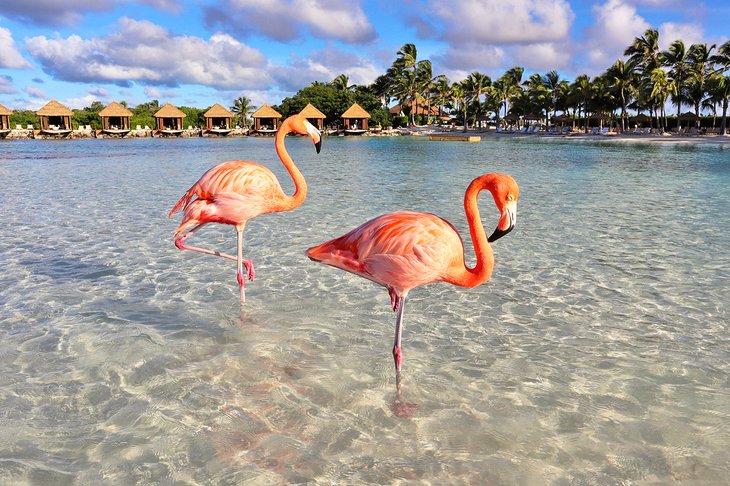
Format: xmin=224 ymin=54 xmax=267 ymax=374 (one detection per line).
xmin=1 ymin=0 xmax=728 ymax=111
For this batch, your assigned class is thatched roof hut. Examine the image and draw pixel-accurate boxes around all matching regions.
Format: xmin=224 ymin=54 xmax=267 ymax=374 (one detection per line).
xmin=154 ymin=103 xmax=186 ymax=132
xmin=299 ymin=103 xmax=326 ymax=129
xmin=389 ymin=101 xmax=440 ymax=117
xmin=0 ymin=103 xmax=12 ymax=131
xmin=203 ymin=103 xmax=234 ymax=131
xmin=341 ymin=103 xmax=370 ymax=132
xmin=36 ymin=100 xmax=73 ymax=132
xmin=251 ymin=104 xmax=282 ymax=132
xmin=99 ymin=101 xmax=133 ymax=132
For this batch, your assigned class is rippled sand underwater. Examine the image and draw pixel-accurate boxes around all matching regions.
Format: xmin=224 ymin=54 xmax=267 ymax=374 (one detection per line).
xmin=1 ymin=136 xmax=729 ymax=484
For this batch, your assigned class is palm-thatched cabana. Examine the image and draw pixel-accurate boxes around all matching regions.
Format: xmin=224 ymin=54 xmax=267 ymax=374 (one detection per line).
xmin=204 ymin=103 xmax=234 ymax=134
xmin=99 ymin=101 xmax=133 ymax=133
xmin=154 ymin=103 xmax=186 ymax=133
xmin=37 ymin=100 xmax=73 ymax=133
xmin=0 ymin=103 xmax=11 ymax=134
xmin=341 ymin=103 xmax=370 ymax=134
xmin=299 ymin=103 xmax=326 ymax=129
xmin=252 ymin=104 xmax=282 ymax=133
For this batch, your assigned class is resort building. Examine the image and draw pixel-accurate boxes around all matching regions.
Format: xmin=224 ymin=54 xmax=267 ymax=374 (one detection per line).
xmin=36 ymin=100 xmax=73 ymax=134
xmin=299 ymin=103 xmax=326 ymax=130
xmin=203 ymin=103 xmax=234 ymax=135
xmin=389 ymin=100 xmax=441 ymax=119
xmin=154 ymin=103 xmax=186 ymax=134
xmin=251 ymin=104 xmax=282 ymax=134
xmin=0 ymin=103 xmax=11 ymax=136
xmin=99 ymin=101 xmax=133 ymax=134
xmin=341 ymin=103 xmax=371 ymax=134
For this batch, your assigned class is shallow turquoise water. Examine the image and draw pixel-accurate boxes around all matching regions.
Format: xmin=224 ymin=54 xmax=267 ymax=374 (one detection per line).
xmin=1 ymin=135 xmax=729 ymax=484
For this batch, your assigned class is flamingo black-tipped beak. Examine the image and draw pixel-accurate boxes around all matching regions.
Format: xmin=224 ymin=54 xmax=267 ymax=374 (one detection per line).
xmin=314 ymin=138 xmax=322 ymax=154
xmin=488 ymin=203 xmax=516 ymax=242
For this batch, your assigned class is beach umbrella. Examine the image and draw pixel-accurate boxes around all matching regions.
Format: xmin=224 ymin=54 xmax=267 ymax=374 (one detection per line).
xmin=678 ymin=112 xmax=700 ymax=121
xmin=631 ymin=114 xmax=651 ymax=123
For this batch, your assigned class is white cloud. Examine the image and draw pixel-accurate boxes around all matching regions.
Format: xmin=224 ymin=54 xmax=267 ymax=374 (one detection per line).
xmin=24 ymin=18 xmax=271 ymax=90
xmin=428 ymin=0 xmax=574 ymax=44
xmin=271 ymin=46 xmax=381 ymax=92
xmin=0 ymin=0 xmax=116 ymax=26
xmin=205 ymin=0 xmax=376 ymax=44
xmin=513 ymin=42 xmax=572 ymax=71
xmin=434 ymin=44 xmax=505 ymax=72
xmin=659 ymin=22 xmax=704 ymax=50
xmin=25 ymin=86 xmax=47 ymax=99
xmin=0 ymin=27 xmax=31 ymax=69
xmin=584 ymin=0 xmax=650 ymax=70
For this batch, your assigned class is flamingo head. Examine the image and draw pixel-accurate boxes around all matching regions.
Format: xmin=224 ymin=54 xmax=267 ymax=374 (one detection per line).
xmin=285 ymin=114 xmax=322 ymax=153
xmin=486 ymin=174 xmax=519 ymax=242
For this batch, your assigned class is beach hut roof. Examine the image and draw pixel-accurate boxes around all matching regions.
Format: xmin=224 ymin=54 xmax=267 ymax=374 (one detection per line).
xmin=204 ymin=103 xmax=233 ymax=118
xmin=99 ymin=101 xmax=133 ymax=117
xmin=0 ymin=103 xmax=12 ymax=115
xmin=389 ymin=101 xmax=439 ymax=116
xmin=36 ymin=99 xmax=73 ymax=116
xmin=678 ymin=111 xmax=700 ymax=121
xmin=252 ymin=104 xmax=282 ymax=119
xmin=154 ymin=103 xmax=186 ymax=118
xmin=299 ymin=103 xmax=325 ymax=119
xmin=341 ymin=103 xmax=370 ymax=119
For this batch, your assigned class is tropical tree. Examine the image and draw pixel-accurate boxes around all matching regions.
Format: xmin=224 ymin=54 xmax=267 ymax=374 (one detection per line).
xmin=650 ymin=68 xmax=676 ymax=132
xmin=390 ymin=43 xmax=434 ymax=124
xmin=606 ymin=60 xmax=637 ymax=131
xmin=331 ymin=74 xmax=355 ymax=92
xmin=543 ymin=70 xmax=564 ymax=122
xmin=231 ymin=95 xmax=255 ymax=128
xmin=706 ymin=73 xmax=730 ymax=134
xmin=571 ymin=75 xmax=592 ymax=132
xmin=661 ymin=40 xmax=691 ymax=129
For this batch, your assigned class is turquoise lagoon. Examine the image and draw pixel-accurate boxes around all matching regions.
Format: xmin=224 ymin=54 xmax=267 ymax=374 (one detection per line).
xmin=1 ymin=135 xmax=729 ymax=483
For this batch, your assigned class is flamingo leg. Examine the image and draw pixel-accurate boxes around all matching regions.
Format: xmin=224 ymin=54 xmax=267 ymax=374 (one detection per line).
xmin=235 ymin=229 xmax=255 ymax=305
xmin=392 ymin=296 xmax=406 ymax=373
xmin=174 ymin=224 xmax=237 ymax=262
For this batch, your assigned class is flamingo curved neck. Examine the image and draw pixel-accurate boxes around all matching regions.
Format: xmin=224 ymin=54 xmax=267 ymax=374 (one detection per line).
xmin=449 ymin=175 xmax=496 ymax=288
xmin=275 ymin=120 xmax=307 ymax=211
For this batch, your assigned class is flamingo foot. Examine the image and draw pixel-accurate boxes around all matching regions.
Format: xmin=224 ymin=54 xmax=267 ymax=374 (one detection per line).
xmin=392 ymin=371 xmax=419 ymax=418
xmin=388 ymin=287 xmax=399 ymax=312
xmin=243 ymin=259 xmax=255 ymax=281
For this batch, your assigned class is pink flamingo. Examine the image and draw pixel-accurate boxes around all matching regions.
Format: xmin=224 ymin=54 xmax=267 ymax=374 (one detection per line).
xmin=169 ymin=114 xmax=322 ymax=304
xmin=306 ymin=173 xmax=519 ymax=393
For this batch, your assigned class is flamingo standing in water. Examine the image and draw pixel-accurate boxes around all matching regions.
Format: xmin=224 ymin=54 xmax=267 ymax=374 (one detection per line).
xmin=169 ymin=114 xmax=322 ymax=304
xmin=306 ymin=173 xmax=519 ymax=380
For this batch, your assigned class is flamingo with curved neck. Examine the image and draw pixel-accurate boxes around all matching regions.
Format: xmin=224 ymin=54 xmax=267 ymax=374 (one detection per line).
xmin=169 ymin=114 xmax=322 ymax=304
xmin=306 ymin=173 xmax=519 ymax=383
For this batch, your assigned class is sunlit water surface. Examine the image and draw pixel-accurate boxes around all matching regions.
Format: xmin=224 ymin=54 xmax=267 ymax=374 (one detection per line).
xmin=1 ymin=135 xmax=729 ymax=484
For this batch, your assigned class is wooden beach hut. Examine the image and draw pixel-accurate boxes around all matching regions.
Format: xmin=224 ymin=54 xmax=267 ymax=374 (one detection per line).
xmin=204 ymin=103 xmax=233 ymax=134
xmin=154 ymin=103 xmax=186 ymax=134
xmin=0 ymin=103 xmax=11 ymax=136
xmin=341 ymin=103 xmax=370 ymax=134
xmin=99 ymin=101 xmax=133 ymax=134
xmin=252 ymin=104 xmax=282 ymax=134
xmin=36 ymin=100 xmax=73 ymax=134
xmin=299 ymin=103 xmax=326 ymax=130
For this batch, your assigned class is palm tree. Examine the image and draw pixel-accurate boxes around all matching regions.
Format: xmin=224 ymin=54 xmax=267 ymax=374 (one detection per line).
xmin=625 ymin=28 xmax=661 ymax=73
xmin=606 ymin=60 xmax=637 ymax=132
xmin=650 ymin=68 xmax=676 ymax=133
xmin=332 ymin=73 xmax=355 ymax=92
xmin=465 ymin=72 xmax=491 ymax=128
xmin=706 ymin=73 xmax=730 ymax=134
xmin=390 ymin=43 xmax=434 ymax=124
xmin=661 ymin=40 xmax=691 ymax=130
xmin=572 ymin=75 xmax=592 ymax=132
xmin=523 ymin=73 xmax=549 ymax=124
xmin=231 ymin=96 xmax=255 ymax=129
xmin=543 ymin=70 xmax=563 ymax=122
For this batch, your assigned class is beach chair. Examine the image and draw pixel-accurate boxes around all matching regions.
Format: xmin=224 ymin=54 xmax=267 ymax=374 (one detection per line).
xmin=533 ymin=126 xmax=541 ymax=134
xmin=643 ymin=127 xmax=652 ymax=134
xmin=16 ymin=124 xmax=22 ymax=130
xmin=591 ymin=127 xmax=599 ymax=135
xmin=601 ymin=127 xmax=609 ymax=135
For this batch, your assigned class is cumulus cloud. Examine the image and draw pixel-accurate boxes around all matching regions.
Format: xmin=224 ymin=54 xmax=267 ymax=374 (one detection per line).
xmin=24 ymin=18 xmax=271 ymax=90
xmin=0 ymin=27 xmax=31 ymax=69
xmin=434 ymin=44 xmax=505 ymax=72
xmin=205 ymin=0 xmax=376 ymax=44
xmin=513 ymin=42 xmax=572 ymax=71
xmin=25 ymin=85 xmax=47 ymax=99
xmin=660 ymin=22 xmax=704 ymax=49
xmin=425 ymin=0 xmax=574 ymax=44
xmin=0 ymin=0 xmax=117 ymax=26
xmin=584 ymin=0 xmax=650 ymax=70
xmin=270 ymin=46 xmax=381 ymax=91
